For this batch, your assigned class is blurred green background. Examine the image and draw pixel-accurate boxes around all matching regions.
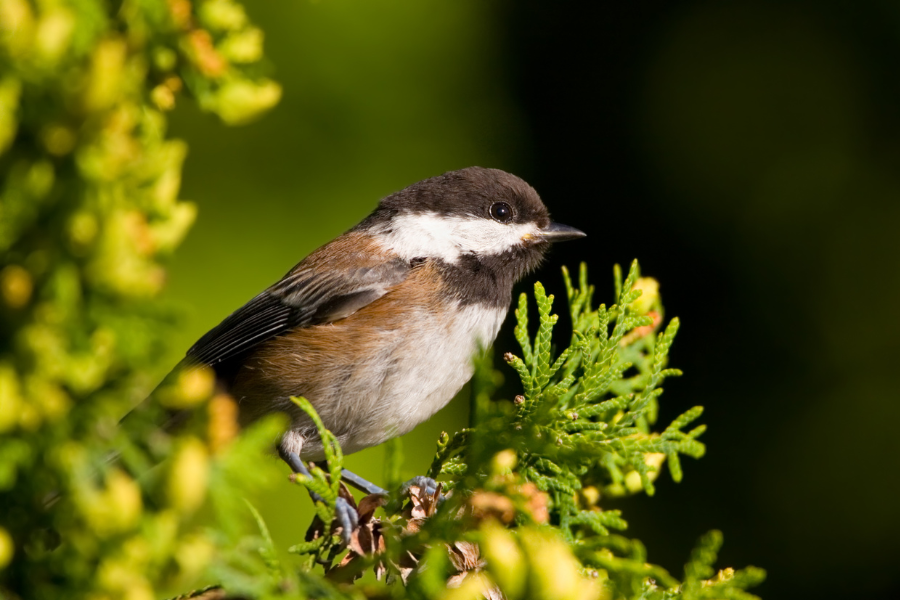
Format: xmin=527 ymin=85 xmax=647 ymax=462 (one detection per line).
xmin=159 ymin=1 xmax=900 ymax=598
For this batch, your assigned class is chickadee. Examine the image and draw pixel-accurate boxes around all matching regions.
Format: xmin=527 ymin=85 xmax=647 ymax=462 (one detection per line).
xmin=148 ymin=167 xmax=584 ymax=495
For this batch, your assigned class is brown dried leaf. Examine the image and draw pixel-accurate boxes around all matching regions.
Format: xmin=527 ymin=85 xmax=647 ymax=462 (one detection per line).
xmin=519 ymin=482 xmax=550 ymax=524
xmin=357 ymin=493 xmax=387 ymax=522
xmin=403 ymin=482 xmax=443 ymax=521
xmin=448 ymin=540 xmax=483 ymax=572
xmin=469 ymin=491 xmax=516 ymax=524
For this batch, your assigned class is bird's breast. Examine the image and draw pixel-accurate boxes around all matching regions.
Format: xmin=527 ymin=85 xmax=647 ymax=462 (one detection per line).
xmin=231 ymin=262 xmax=510 ymax=459
xmin=361 ymin=301 xmax=507 ymax=447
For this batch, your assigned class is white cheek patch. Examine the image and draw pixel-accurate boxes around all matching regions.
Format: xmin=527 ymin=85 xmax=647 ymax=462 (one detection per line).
xmin=374 ymin=212 xmax=539 ymax=263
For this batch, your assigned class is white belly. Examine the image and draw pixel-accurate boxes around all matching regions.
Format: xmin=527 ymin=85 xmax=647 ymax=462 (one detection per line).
xmin=288 ymin=303 xmax=507 ymax=460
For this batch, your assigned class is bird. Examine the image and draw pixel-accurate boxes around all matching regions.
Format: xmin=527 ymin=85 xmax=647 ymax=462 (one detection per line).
xmin=134 ymin=166 xmax=584 ymax=524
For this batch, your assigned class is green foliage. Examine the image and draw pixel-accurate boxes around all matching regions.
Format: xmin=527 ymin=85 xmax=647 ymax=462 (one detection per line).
xmin=0 ymin=1 xmax=763 ymax=598
xmin=0 ymin=0 xmax=283 ymax=598
xmin=434 ymin=262 xmax=701 ymax=506
xmin=280 ymin=263 xmax=764 ymax=600
xmin=282 ymin=397 xmax=344 ymax=558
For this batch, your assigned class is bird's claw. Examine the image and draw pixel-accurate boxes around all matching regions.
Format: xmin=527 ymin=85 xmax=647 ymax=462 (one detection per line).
xmin=282 ymin=453 xmax=361 ymax=545
xmin=334 ymin=496 xmax=359 ymax=545
xmin=400 ymin=475 xmax=444 ymax=505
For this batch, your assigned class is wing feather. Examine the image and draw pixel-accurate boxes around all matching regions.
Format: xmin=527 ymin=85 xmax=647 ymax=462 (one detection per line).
xmin=184 ymin=254 xmax=410 ymax=369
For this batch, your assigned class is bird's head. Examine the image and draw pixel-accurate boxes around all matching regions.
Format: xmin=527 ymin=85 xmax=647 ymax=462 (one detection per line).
xmin=360 ymin=166 xmax=585 ymax=282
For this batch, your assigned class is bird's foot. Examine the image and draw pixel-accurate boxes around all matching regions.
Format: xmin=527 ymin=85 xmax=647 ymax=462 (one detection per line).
xmin=400 ymin=475 xmax=442 ymax=501
xmin=282 ymin=452 xmax=363 ymax=545
xmin=333 ymin=495 xmax=359 ymax=545
xmin=337 ymin=469 xmax=446 ymax=525
xmin=395 ymin=475 xmax=445 ymax=519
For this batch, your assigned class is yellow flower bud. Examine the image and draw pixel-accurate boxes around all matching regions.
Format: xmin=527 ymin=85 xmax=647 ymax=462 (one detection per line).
xmin=520 ymin=528 xmax=600 ymax=600
xmin=149 ymin=199 xmax=196 ymax=252
xmin=0 ymin=265 xmax=32 ymax=309
xmin=631 ymin=277 xmax=660 ymax=315
xmin=167 ymin=438 xmax=209 ymax=514
xmin=150 ymin=84 xmax=175 ymax=111
xmin=23 ymin=160 xmax=54 ymax=198
xmin=82 ymin=469 xmax=143 ymax=536
xmin=152 ymin=47 xmax=177 ymax=72
xmin=480 ymin=521 xmax=525 ymax=599
xmin=84 ymin=37 xmax=127 ymax=112
xmin=211 ymin=79 xmax=282 ymax=125
xmin=67 ymin=211 xmax=99 ymax=253
xmin=624 ymin=452 xmax=666 ymax=494
xmin=199 ymin=0 xmax=248 ymax=31
xmin=17 ymin=399 xmax=41 ymax=431
xmin=0 ymin=364 xmax=22 ymax=432
xmin=78 ymin=466 xmax=143 ymax=538
xmin=218 ymin=28 xmax=264 ymax=64
xmin=158 ymin=365 xmax=215 ymax=409
xmin=186 ymin=29 xmax=227 ymax=78
xmin=704 ymin=567 xmax=735 ymax=586
xmin=580 ymin=486 xmax=600 ymax=507
xmin=174 ymin=535 xmax=215 ymax=582
xmin=34 ymin=380 xmax=70 ymax=422
xmin=34 ymin=8 xmax=74 ymax=63
xmin=0 ymin=0 xmax=35 ymax=58
xmin=42 ymin=124 xmax=76 ymax=156
xmin=178 ymin=366 xmax=216 ymax=407
xmin=0 ymin=526 xmax=14 ymax=569
xmin=440 ymin=572 xmax=497 ymax=600
xmin=491 ymin=449 xmax=517 ymax=474
xmin=106 ymin=470 xmax=142 ymax=531
xmin=167 ymin=0 xmax=192 ymax=29
xmin=208 ymin=393 xmax=239 ymax=454
xmin=97 ymin=557 xmax=153 ymax=600
xmin=0 ymin=77 xmax=22 ymax=155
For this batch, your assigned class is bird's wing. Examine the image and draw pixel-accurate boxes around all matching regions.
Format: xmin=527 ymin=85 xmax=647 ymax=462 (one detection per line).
xmin=185 ymin=251 xmax=411 ymax=368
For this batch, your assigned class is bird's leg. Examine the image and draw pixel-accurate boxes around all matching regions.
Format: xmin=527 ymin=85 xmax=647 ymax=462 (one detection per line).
xmin=330 ymin=465 xmax=445 ymax=515
xmin=280 ymin=450 xmax=358 ymax=544
xmin=332 ymin=466 xmax=440 ymax=503
xmin=337 ymin=468 xmax=388 ymax=496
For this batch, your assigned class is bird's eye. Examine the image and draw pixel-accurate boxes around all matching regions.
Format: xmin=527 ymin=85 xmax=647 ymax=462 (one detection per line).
xmin=489 ymin=202 xmax=513 ymax=223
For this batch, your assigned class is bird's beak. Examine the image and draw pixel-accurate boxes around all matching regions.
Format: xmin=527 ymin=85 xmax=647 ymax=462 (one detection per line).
xmin=524 ymin=222 xmax=587 ymax=244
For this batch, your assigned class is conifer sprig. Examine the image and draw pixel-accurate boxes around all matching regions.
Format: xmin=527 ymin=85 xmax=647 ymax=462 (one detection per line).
xmin=288 ymin=397 xmax=344 ymax=525
xmin=281 ymin=262 xmax=765 ymax=599
xmin=434 ymin=262 xmax=704 ymax=504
